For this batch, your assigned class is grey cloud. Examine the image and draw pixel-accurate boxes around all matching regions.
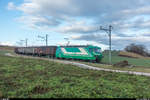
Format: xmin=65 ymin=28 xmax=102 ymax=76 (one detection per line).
xmin=58 ymin=24 xmax=99 ymax=34
xmin=7 ymin=0 xmax=150 ymax=49
xmin=10 ymin=0 xmax=150 ymax=25
xmin=9 ymin=0 xmax=150 ymax=30
xmin=34 ymin=16 xmax=60 ymax=27
xmin=142 ymin=33 xmax=150 ymax=36
xmin=74 ymin=33 xmax=150 ymax=50
xmin=16 ymin=15 xmax=61 ymax=29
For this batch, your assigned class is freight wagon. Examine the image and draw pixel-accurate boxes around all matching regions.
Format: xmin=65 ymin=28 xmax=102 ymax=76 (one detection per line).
xmin=15 ymin=46 xmax=57 ymax=57
xmin=15 ymin=45 xmax=103 ymax=62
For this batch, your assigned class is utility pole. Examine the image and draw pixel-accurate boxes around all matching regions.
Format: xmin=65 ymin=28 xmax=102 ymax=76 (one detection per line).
xmin=64 ymin=38 xmax=70 ymax=46
xmin=46 ymin=34 xmax=48 ymax=46
xmin=20 ymin=38 xmax=28 ymax=47
xmin=25 ymin=38 xmax=28 ymax=47
xmin=38 ymin=34 xmax=48 ymax=46
xmin=100 ymin=25 xmax=113 ymax=64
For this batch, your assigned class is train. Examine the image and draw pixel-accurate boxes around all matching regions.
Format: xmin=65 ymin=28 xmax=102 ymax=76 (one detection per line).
xmin=14 ymin=45 xmax=103 ymax=63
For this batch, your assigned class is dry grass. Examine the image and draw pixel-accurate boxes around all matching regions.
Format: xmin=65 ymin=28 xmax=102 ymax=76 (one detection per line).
xmin=118 ymin=51 xmax=150 ymax=59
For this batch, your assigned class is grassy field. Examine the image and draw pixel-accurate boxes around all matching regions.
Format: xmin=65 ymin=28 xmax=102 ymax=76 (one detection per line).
xmin=101 ymin=51 xmax=150 ymax=67
xmin=74 ymin=51 xmax=150 ymax=73
xmin=79 ymin=61 xmax=150 ymax=73
xmin=1 ymin=51 xmax=150 ymax=98
xmin=0 ymin=50 xmax=15 ymax=55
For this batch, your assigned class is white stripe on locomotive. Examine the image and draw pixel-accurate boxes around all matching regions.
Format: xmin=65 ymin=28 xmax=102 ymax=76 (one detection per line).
xmin=61 ymin=48 xmax=88 ymax=55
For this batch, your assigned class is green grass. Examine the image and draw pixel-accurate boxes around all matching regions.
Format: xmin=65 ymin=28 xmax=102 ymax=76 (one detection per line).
xmin=1 ymin=52 xmax=150 ymax=98
xmin=79 ymin=61 xmax=150 ymax=73
xmin=0 ymin=50 xmax=14 ymax=55
xmin=74 ymin=51 xmax=150 ymax=73
xmin=101 ymin=51 xmax=150 ymax=67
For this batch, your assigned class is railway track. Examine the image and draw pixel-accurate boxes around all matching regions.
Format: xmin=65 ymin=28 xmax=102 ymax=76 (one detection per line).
xmin=5 ymin=53 xmax=150 ymax=77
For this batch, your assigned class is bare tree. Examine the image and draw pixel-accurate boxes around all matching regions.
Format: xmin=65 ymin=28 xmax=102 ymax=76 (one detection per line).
xmin=125 ymin=43 xmax=149 ymax=57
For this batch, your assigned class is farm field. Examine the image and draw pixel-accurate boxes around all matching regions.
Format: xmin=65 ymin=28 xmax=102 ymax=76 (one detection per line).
xmin=1 ymin=50 xmax=150 ymax=98
xmin=101 ymin=51 xmax=150 ymax=67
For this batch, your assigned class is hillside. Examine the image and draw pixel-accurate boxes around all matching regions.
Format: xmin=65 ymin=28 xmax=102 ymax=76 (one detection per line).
xmin=118 ymin=51 xmax=150 ymax=59
xmin=101 ymin=50 xmax=150 ymax=67
xmin=1 ymin=52 xmax=150 ymax=98
xmin=0 ymin=45 xmax=15 ymax=51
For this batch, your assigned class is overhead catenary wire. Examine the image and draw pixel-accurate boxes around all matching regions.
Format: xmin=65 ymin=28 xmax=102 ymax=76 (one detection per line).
xmin=38 ymin=34 xmax=48 ymax=46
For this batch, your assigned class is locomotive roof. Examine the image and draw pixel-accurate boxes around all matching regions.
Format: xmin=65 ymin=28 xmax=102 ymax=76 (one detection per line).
xmin=60 ymin=45 xmax=92 ymax=47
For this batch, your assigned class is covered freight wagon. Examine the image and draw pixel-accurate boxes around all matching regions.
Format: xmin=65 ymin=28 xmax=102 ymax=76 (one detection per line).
xmin=16 ymin=46 xmax=57 ymax=57
xmin=34 ymin=46 xmax=57 ymax=57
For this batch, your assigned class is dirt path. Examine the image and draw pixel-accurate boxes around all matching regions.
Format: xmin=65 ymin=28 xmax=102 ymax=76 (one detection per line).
xmin=5 ymin=53 xmax=150 ymax=77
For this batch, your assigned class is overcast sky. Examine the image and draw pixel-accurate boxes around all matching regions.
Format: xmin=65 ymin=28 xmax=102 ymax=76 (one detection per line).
xmin=0 ymin=0 xmax=150 ymax=50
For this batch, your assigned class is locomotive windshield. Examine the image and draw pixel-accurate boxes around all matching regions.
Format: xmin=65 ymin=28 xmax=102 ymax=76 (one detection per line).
xmin=93 ymin=48 xmax=101 ymax=53
xmin=89 ymin=48 xmax=101 ymax=53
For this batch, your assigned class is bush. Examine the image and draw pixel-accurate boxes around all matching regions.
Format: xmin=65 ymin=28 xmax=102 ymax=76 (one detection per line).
xmin=124 ymin=43 xmax=149 ymax=57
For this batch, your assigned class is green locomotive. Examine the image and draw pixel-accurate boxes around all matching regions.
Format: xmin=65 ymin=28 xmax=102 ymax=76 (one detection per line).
xmin=15 ymin=45 xmax=103 ymax=63
xmin=55 ymin=45 xmax=103 ymax=62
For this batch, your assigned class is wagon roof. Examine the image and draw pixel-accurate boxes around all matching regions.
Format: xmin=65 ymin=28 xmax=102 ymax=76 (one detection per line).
xmin=16 ymin=46 xmax=57 ymax=48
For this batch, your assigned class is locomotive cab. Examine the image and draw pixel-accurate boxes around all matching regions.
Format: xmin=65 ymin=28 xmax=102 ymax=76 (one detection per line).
xmin=88 ymin=46 xmax=103 ymax=63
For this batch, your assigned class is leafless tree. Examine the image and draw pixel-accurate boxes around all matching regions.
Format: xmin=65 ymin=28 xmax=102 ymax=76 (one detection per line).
xmin=125 ymin=43 xmax=149 ymax=57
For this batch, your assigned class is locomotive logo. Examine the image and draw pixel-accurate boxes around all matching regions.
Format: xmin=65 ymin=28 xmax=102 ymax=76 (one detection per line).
xmin=61 ymin=48 xmax=88 ymax=55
